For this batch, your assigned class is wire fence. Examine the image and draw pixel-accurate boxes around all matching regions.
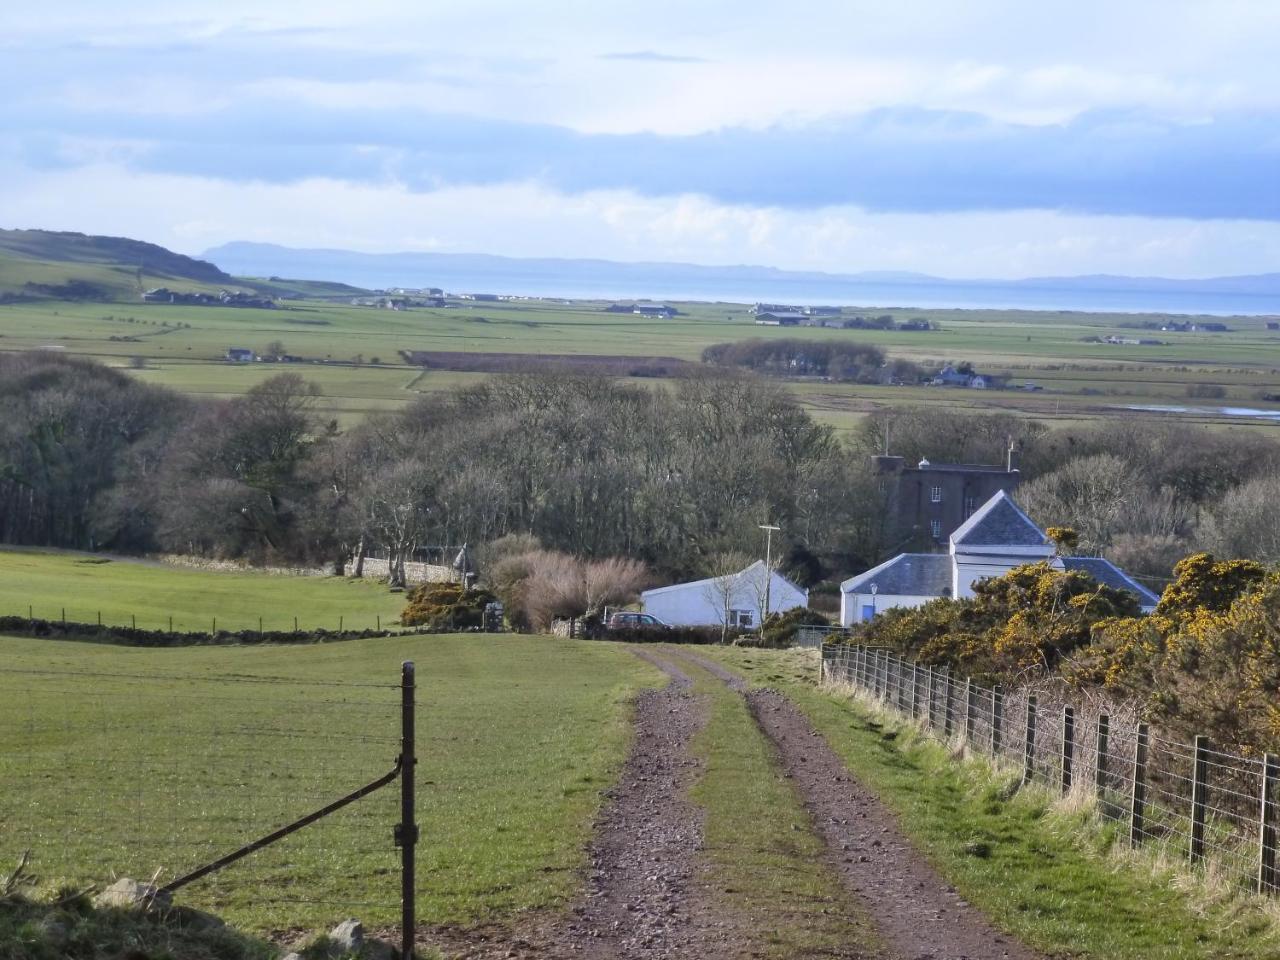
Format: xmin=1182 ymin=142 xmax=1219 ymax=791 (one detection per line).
xmin=0 ymin=660 xmax=417 ymax=950
xmin=821 ymin=642 xmax=1280 ymax=898
xmin=5 ymin=603 xmax=407 ymax=635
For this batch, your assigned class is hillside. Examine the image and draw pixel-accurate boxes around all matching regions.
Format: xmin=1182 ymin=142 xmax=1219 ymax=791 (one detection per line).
xmin=0 ymin=228 xmax=246 ymax=301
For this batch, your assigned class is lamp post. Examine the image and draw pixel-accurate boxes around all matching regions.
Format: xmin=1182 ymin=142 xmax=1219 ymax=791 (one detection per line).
xmin=759 ymin=523 xmax=780 ymax=627
xmin=870 ymin=582 xmax=878 ymax=619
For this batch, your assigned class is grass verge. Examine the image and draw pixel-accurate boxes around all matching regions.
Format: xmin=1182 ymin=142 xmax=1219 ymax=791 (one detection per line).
xmin=698 ymin=647 xmax=1280 ymax=960
xmin=673 ymin=652 xmax=879 ymax=958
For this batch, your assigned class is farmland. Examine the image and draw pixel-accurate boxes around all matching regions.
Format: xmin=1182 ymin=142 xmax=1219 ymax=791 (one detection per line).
xmin=3 ymin=293 xmax=1280 ymax=432
xmin=0 ymin=549 xmax=406 ymax=632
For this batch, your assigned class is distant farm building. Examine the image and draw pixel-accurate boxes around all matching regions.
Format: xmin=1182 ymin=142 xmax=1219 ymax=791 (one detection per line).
xmin=754 ymin=312 xmax=804 ymax=326
xmin=632 ymin=304 xmax=677 ymax=318
xmin=225 ymin=347 xmax=255 ymax=362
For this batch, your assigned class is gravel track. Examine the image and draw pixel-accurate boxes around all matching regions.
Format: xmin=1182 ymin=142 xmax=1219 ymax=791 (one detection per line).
xmin=673 ymin=650 xmax=1043 ymax=960
xmin=420 ymin=649 xmax=739 ymax=959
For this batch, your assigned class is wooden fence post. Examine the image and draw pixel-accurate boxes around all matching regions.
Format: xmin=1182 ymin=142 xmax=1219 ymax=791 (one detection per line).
xmin=991 ymin=687 xmax=1004 ymax=756
xmin=1061 ymin=706 xmax=1076 ymax=794
xmin=910 ymin=664 xmax=921 ymax=719
xmin=1130 ymin=722 xmax=1149 ymax=847
xmin=1190 ymin=735 xmax=1210 ymax=865
xmin=964 ymin=678 xmax=976 ymax=744
xmin=943 ymin=670 xmax=955 ymax=738
xmin=1023 ymin=695 xmax=1038 ymax=784
xmin=1260 ymin=752 xmax=1278 ymax=896
xmin=925 ymin=666 xmax=935 ymax=728
xmin=1095 ymin=715 xmax=1110 ymax=799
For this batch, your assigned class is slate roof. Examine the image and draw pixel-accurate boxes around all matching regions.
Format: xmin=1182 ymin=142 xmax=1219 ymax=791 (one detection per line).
xmin=841 ymin=553 xmax=952 ymax=597
xmin=1061 ymin=557 xmax=1161 ymax=608
xmin=642 ymin=560 xmax=806 ymax=599
xmin=950 ymin=491 xmax=1049 ymax=548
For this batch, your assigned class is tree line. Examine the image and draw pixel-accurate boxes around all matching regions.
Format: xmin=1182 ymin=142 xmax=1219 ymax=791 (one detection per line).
xmin=3 ymin=352 xmax=1280 ymax=590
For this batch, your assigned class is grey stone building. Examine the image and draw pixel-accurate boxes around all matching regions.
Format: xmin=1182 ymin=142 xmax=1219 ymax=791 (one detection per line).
xmin=873 ymin=454 xmax=1021 ymax=551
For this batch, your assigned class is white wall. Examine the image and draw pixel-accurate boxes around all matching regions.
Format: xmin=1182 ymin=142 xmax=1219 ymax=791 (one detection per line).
xmin=839 ymin=592 xmax=935 ymax=626
xmin=643 ymin=569 xmax=807 ymax=627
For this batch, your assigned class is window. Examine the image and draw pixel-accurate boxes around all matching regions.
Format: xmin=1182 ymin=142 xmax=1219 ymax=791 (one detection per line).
xmin=964 ymin=495 xmax=977 ymax=517
xmin=731 ymin=609 xmax=754 ymax=628
xmin=930 ymin=485 xmax=943 ymax=503
xmin=931 ymin=519 xmax=943 ymax=539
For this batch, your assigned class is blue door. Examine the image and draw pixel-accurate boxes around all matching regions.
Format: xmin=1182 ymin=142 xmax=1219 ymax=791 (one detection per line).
xmin=861 ymin=604 xmax=875 ymax=621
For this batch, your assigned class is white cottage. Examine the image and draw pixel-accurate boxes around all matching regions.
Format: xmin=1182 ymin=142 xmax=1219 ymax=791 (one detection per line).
xmin=642 ymin=560 xmax=808 ymax=628
xmin=839 ymin=491 xmax=1159 ymax=625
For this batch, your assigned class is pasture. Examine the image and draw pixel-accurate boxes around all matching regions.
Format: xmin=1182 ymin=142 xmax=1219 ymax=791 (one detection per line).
xmin=2 ymin=294 xmax=1280 ymax=431
xmin=0 ymin=633 xmax=663 ymax=931
xmin=0 ymin=549 xmax=406 ymax=632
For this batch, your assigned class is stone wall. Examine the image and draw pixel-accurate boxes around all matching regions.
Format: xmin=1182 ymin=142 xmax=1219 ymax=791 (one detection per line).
xmin=357 ymin=557 xmax=456 ymax=585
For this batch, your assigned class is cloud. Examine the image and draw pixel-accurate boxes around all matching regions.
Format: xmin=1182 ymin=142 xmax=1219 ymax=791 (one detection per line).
xmin=598 ymin=50 xmax=708 ymax=64
xmin=6 ymin=100 xmax=1280 ymax=221
xmin=6 ymin=164 xmax=1280 ymax=281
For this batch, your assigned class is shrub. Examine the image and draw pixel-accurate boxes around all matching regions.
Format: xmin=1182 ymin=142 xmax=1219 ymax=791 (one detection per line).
xmin=401 ymin=581 xmax=496 ymax=629
xmin=760 ymin=607 xmax=830 ymax=648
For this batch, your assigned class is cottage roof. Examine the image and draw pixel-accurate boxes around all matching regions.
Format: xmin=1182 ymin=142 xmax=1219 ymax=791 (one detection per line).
xmin=950 ymin=491 xmax=1048 ymax=548
xmin=642 ymin=560 xmax=806 ymax=599
xmin=1061 ymin=557 xmax=1161 ymax=608
xmin=840 ymin=553 xmax=952 ymax=597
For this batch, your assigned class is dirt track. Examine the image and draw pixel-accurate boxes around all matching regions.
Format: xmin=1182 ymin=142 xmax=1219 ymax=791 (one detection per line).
xmin=422 ymin=648 xmax=1041 ymax=960
xmin=674 ymin=650 xmax=1042 ymax=960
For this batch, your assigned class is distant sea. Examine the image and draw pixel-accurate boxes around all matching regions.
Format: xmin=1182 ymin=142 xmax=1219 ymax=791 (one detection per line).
xmin=419 ymin=274 xmax=1280 ymax=316
xmin=204 ymin=243 xmax=1280 ymax=316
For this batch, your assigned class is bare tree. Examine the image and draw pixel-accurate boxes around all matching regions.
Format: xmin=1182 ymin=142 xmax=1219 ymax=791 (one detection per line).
xmin=700 ymin=551 xmax=751 ymax=642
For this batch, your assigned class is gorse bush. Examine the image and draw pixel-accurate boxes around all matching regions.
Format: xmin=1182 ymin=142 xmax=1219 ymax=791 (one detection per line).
xmin=400 ymin=581 xmax=497 ymax=629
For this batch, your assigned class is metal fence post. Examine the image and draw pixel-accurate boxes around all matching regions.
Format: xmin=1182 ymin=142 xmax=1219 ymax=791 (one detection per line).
xmin=1023 ymin=695 xmax=1037 ymax=784
xmin=1191 ymin=735 xmax=1210 ymax=865
xmin=1061 ymin=706 xmax=1075 ymax=794
xmin=991 ymin=686 xmax=1004 ymax=756
xmin=1095 ymin=715 xmax=1110 ymax=799
xmin=1261 ymin=752 xmax=1278 ymax=896
xmin=1130 ymin=723 xmax=1149 ymax=847
xmin=398 ymin=661 xmax=418 ymax=960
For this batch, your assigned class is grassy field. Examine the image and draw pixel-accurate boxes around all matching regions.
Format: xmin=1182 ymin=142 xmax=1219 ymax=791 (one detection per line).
xmin=3 ymin=294 xmax=1280 ymax=432
xmin=0 ymin=549 xmax=407 ymax=632
xmin=700 ymin=647 xmax=1280 ymax=960
xmin=0 ymin=634 xmax=664 ymax=933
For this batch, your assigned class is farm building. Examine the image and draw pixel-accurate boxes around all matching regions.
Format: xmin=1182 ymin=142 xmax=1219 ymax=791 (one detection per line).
xmin=838 ymin=491 xmax=1158 ymax=626
xmin=641 ymin=560 xmax=808 ymax=628
xmin=632 ymin=303 xmax=677 ymax=317
xmin=225 ymin=347 xmax=255 ymax=362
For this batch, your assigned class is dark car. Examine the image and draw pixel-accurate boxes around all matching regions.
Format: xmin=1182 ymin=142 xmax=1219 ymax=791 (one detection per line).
xmin=606 ymin=611 xmax=669 ymax=630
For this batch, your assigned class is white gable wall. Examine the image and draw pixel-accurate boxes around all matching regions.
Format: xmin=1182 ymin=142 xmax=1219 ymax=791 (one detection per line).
xmin=840 ymin=592 xmax=935 ymax=626
xmin=643 ymin=567 xmax=807 ymax=627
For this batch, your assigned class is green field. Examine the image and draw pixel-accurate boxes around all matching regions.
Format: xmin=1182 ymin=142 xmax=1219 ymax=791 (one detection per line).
xmin=0 ymin=549 xmax=406 ymax=632
xmin=0 ymin=634 xmax=663 ymax=933
xmin=3 ymin=293 xmax=1280 ymax=432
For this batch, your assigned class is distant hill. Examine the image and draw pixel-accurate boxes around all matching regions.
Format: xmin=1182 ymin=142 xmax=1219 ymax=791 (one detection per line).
xmin=0 ymin=228 xmax=240 ymax=301
xmin=0 ymin=229 xmax=371 ymax=302
xmin=203 ymin=242 xmax=1280 ymax=315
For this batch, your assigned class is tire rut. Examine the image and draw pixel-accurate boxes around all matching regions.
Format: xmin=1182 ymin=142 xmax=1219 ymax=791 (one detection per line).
xmin=421 ymin=648 xmax=738 ymax=960
xmin=672 ymin=650 xmax=1044 ymax=960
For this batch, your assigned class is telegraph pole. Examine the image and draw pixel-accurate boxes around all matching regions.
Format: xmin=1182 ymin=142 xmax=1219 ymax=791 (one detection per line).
xmin=759 ymin=523 xmax=780 ymax=626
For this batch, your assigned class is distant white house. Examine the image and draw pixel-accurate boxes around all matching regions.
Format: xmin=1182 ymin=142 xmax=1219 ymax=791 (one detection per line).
xmin=839 ymin=491 xmax=1159 ymax=626
xmin=642 ymin=560 xmax=808 ymax=628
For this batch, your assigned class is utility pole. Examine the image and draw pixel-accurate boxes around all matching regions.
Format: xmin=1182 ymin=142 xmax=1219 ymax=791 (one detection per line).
xmin=759 ymin=523 xmax=780 ymax=626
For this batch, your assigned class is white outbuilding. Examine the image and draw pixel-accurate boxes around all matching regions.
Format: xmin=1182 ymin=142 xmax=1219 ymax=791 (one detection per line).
xmin=641 ymin=560 xmax=808 ymax=628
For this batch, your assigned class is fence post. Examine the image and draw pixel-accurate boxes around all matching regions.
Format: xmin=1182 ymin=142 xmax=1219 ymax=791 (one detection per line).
xmin=1061 ymin=706 xmax=1075 ymax=794
xmin=895 ymin=656 xmax=905 ymax=712
xmin=1261 ymin=752 xmax=1278 ymax=896
xmin=964 ymin=678 xmax=976 ymax=743
xmin=1190 ymin=735 xmax=1210 ymax=865
xmin=378 ymin=614 xmax=382 ymax=631
xmin=398 ymin=661 xmax=418 ymax=960
xmin=1095 ymin=715 xmax=1110 ymax=799
xmin=943 ymin=670 xmax=955 ymax=738
xmin=1023 ymin=695 xmax=1037 ymax=784
xmin=923 ymin=666 xmax=933 ymax=727
xmin=911 ymin=664 xmax=922 ymax=719
xmin=1130 ymin=722 xmax=1149 ymax=847
xmin=132 ymin=614 xmax=136 ymax=630
xmin=168 ymin=616 xmax=173 ymax=633
xmin=991 ymin=687 xmax=1004 ymax=756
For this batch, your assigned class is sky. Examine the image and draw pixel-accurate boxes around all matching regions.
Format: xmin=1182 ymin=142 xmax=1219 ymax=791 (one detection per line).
xmin=2 ymin=1 xmax=1279 ymax=278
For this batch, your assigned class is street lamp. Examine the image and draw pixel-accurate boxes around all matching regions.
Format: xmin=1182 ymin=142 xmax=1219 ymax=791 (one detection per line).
xmin=759 ymin=523 xmax=780 ymax=626
xmin=869 ymin=582 xmax=879 ymax=620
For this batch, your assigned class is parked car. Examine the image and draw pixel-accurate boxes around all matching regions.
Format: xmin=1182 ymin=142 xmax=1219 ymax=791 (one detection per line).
xmin=606 ymin=611 xmax=669 ymax=631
